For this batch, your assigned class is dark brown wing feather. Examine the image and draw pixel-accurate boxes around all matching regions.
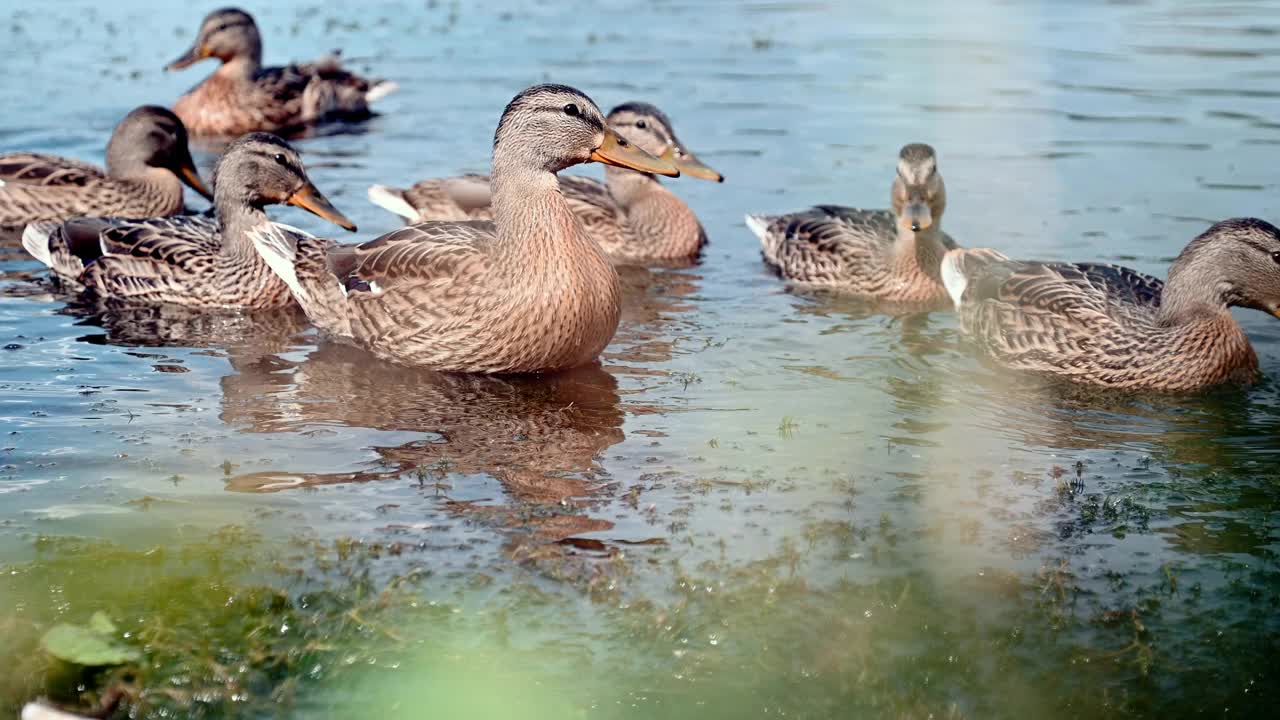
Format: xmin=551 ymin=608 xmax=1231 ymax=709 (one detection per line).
xmin=0 ymin=153 xmax=105 ymax=186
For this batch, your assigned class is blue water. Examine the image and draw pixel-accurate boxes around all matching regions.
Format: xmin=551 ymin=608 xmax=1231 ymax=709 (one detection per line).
xmin=2 ymin=1 xmax=1279 ymax=718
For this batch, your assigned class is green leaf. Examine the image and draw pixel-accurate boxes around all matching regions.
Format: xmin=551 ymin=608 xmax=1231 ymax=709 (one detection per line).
xmin=40 ymin=623 xmax=140 ymax=666
xmin=88 ymin=611 xmax=117 ymax=636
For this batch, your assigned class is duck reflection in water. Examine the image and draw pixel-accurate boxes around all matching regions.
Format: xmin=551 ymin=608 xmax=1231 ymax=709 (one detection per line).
xmin=218 ymin=342 xmax=628 ymax=544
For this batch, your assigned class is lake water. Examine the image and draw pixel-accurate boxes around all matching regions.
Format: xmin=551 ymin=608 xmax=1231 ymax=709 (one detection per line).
xmin=2 ymin=0 xmax=1279 ymax=717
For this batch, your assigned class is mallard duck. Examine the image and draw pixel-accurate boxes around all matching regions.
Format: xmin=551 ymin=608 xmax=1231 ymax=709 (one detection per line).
xmin=368 ymin=102 xmax=721 ymax=263
xmin=248 ymin=84 xmax=679 ymax=373
xmin=167 ymin=7 xmax=397 ymax=137
xmin=22 ymin=133 xmax=355 ymax=309
xmin=940 ymin=218 xmax=1280 ymax=392
xmin=0 ymin=106 xmax=210 ymax=229
xmin=746 ymin=143 xmax=999 ymax=305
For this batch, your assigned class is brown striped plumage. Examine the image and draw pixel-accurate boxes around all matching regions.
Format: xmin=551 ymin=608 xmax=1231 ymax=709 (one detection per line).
xmin=368 ymin=102 xmax=721 ymax=264
xmin=942 ymin=218 xmax=1280 ymax=392
xmin=249 ymin=85 xmax=679 ymax=374
xmin=22 ymin=133 xmax=355 ymax=309
xmin=747 ymin=143 xmax=994 ymax=307
xmin=0 ymin=106 xmax=210 ymax=228
xmin=168 ymin=8 xmax=396 ymax=137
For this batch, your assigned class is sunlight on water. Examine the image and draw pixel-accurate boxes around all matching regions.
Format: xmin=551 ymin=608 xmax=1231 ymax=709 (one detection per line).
xmin=2 ymin=0 xmax=1280 ymax=718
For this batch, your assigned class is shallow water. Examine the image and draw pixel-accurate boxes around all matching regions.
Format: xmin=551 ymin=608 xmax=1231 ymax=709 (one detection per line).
xmin=2 ymin=0 xmax=1280 ymax=717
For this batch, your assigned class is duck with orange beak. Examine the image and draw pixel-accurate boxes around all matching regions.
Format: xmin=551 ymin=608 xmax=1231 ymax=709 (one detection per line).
xmin=23 ymin=133 xmax=356 ymax=310
xmin=0 ymin=106 xmax=211 ymax=230
xmin=249 ymin=84 xmax=680 ymax=373
xmin=368 ymin=101 xmax=723 ymax=265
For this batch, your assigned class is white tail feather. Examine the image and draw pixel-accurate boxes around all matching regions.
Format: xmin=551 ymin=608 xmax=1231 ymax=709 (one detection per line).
xmin=744 ymin=213 xmax=771 ymax=242
xmin=21 ymin=223 xmax=55 ymax=269
xmin=940 ymin=251 xmax=968 ymax=310
xmin=247 ymin=223 xmax=307 ymax=301
xmin=367 ymin=184 xmax=419 ymax=221
xmin=365 ymin=80 xmax=399 ymax=104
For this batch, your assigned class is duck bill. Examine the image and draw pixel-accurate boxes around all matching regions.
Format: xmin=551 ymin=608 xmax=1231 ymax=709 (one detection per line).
xmin=287 ymin=183 xmax=358 ymax=232
xmin=176 ymin=153 xmax=213 ymax=201
xmin=165 ymin=44 xmax=208 ymax=71
xmin=905 ymin=201 xmax=932 ymax=232
xmin=590 ymin=130 xmax=680 ymax=177
xmin=662 ymin=147 xmax=723 ymax=182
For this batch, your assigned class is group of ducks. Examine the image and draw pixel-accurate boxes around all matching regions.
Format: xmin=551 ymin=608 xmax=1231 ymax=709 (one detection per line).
xmin=2 ymin=7 xmax=1279 ymax=393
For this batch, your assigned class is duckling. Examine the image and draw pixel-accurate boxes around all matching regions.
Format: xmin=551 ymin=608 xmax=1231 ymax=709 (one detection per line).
xmin=248 ymin=84 xmax=679 ymax=373
xmin=941 ymin=218 xmax=1280 ymax=392
xmin=167 ymin=7 xmax=397 ymax=137
xmin=368 ymin=102 xmax=721 ymax=264
xmin=0 ymin=106 xmax=210 ymax=229
xmin=747 ymin=144 xmax=998 ymax=305
xmin=23 ymin=133 xmax=354 ymax=309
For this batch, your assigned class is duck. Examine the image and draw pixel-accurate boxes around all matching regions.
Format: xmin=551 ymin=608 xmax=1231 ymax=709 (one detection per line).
xmin=0 ymin=106 xmax=211 ymax=229
xmin=167 ymin=7 xmax=397 ymax=137
xmin=940 ymin=218 xmax=1280 ymax=392
xmin=22 ymin=133 xmax=355 ymax=309
xmin=367 ymin=101 xmax=721 ymax=264
xmin=247 ymin=84 xmax=679 ymax=374
xmin=746 ymin=143 xmax=999 ymax=306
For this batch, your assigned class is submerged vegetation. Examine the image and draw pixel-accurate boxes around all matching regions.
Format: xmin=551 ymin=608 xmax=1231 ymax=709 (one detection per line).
xmin=2 ymin=456 xmax=1278 ymax=720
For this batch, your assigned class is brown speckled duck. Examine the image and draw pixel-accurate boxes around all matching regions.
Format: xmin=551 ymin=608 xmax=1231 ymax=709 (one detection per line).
xmin=746 ymin=143 xmax=1001 ymax=306
xmin=248 ymin=84 xmax=679 ymax=373
xmin=167 ymin=7 xmax=397 ymax=137
xmin=368 ymin=102 xmax=720 ymax=264
xmin=0 ymin=106 xmax=210 ymax=229
xmin=23 ymin=133 xmax=355 ymax=309
xmin=940 ymin=218 xmax=1280 ymax=392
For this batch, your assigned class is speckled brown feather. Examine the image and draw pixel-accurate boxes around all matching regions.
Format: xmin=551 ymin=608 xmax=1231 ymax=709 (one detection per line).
xmin=952 ymin=245 xmax=1268 ymax=393
xmin=0 ymin=106 xmax=208 ymax=228
xmin=0 ymin=171 xmax=185 ymax=228
xmin=174 ymin=60 xmax=383 ymax=137
xmin=23 ymin=133 xmax=348 ymax=310
xmin=170 ymin=9 xmax=393 ymax=137
xmin=752 ymin=205 xmax=960 ymax=305
xmin=372 ymin=102 xmax=712 ymax=264
xmin=254 ymin=85 xmax=649 ymax=374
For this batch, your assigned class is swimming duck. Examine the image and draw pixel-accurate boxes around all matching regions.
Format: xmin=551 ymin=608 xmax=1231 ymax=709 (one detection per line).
xmin=0 ymin=106 xmax=210 ymax=229
xmin=367 ymin=102 xmax=720 ymax=264
xmin=167 ymin=7 xmax=397 ymax=137
xmin=940 ymin=218 xmax=1280 ymax=392
xmin=248 ymin=84 xmax=679 ymax=373
xmin=746 ymin=144 xmax=998 ymax=305
xmin=23 ymin=133 xmax=355 ymax=309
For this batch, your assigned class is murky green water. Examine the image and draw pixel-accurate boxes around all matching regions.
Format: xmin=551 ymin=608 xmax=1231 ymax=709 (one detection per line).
xmin=2 ymin=0 xmax=1280 ymax=717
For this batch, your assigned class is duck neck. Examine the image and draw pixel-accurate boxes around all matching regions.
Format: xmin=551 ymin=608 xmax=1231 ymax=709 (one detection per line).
xmin=1157 ymin=270 xmax=1231 ymax=326
xmin=490 ymin=154 xmax=597 ymax=266
xmin=606 ymin=166 xmax=702 ymax=257
xmin=216 ymin=196 xmax=271 ymax=261
xmin=215 ymin=52 xmax=261 ymax=81
xmin=604 ymin=165 xmax=660 ymax=208
xmin=896 ymin=223 xmax=947 ymax=281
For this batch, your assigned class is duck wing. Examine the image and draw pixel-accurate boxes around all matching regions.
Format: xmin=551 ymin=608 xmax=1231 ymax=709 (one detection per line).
xmin=0 ymin=153 xmax=105 ymax=186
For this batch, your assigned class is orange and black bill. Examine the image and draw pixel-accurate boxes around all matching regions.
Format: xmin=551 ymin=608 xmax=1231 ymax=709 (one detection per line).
xmin=287 ymin=182 xmax=358 ymax=232
xmin=590 ymin=129 xmax=680 ymax=177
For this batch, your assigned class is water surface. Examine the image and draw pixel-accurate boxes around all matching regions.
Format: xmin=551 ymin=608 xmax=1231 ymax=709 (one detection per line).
xmin=2 ymin=1 xmax=1279 ymax=718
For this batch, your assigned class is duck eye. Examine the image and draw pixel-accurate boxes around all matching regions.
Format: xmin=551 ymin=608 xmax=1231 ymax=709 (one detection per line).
xmin=1271 ymin=250 xmax=1280 ymax=264
xmin=563 ymin=103 xmax=580 ymax=117
xmin=273 ymin=153 xmax=287 ymax=166
xmin=636 ymin=120 xmax=647 ymax=129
